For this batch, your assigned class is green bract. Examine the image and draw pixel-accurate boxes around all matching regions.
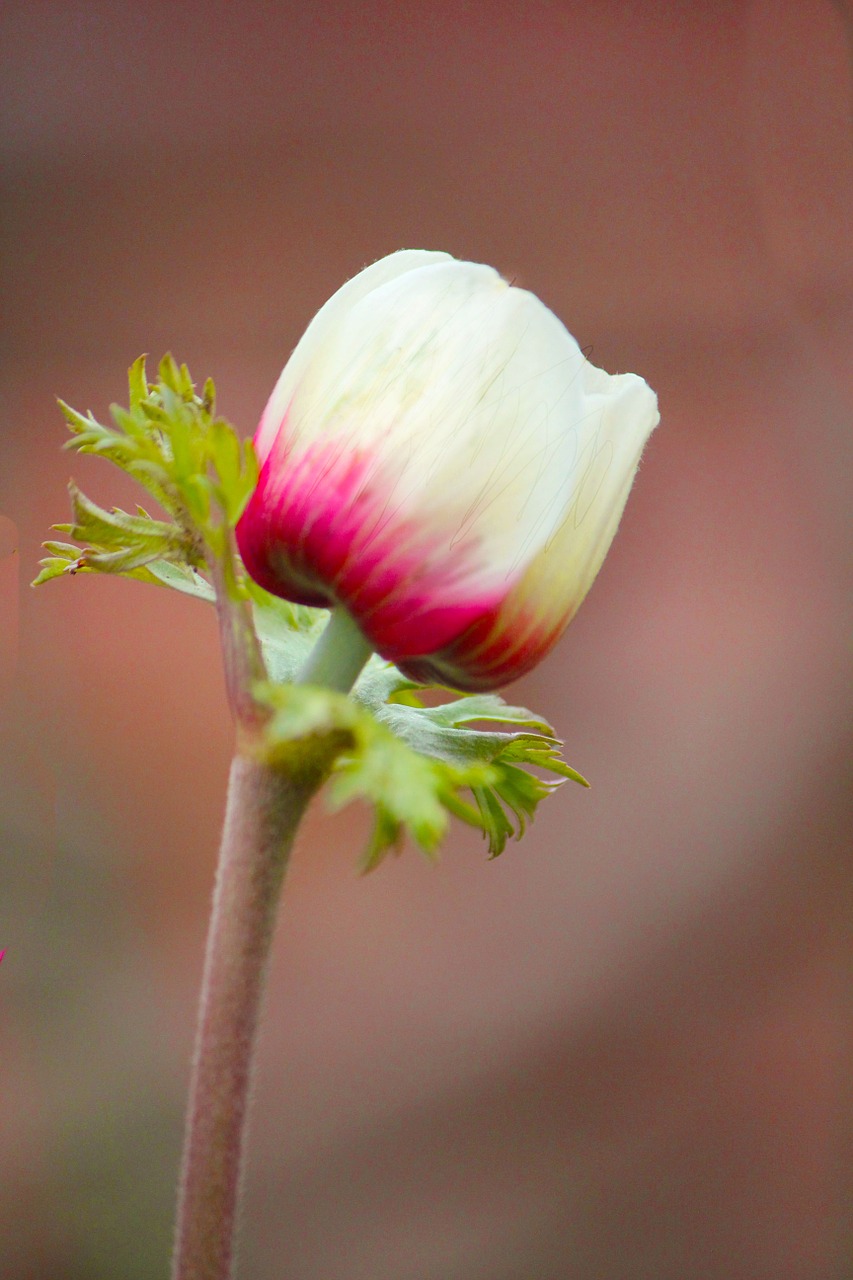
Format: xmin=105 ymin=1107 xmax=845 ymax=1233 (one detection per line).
xmin=35 ymin=356 xmax=588 ymax=869
xmin=34 ymin=353 xmax=258 ymax=585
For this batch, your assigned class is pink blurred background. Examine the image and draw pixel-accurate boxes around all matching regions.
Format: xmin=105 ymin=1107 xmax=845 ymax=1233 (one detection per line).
xmin=1 ymin=2 xmax=851 ymax=1277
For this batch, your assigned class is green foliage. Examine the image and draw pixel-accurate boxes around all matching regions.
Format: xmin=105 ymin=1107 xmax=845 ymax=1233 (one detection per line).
xmin=257 ymin=678 xmax=587 ymax=870
xmin=36 ymin=355 xmax=588 ymax=869
xmin=33 ymin=355 xmax=258 ymax=587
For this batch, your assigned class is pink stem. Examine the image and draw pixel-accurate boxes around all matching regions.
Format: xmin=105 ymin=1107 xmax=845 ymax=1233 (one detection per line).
xmin=171 ymin=754 xmax=318 ymax=1280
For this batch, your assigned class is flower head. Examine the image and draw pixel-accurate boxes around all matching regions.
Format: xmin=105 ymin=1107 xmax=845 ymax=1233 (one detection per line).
xmin=236 ymin=250 xmax=658 ymax=691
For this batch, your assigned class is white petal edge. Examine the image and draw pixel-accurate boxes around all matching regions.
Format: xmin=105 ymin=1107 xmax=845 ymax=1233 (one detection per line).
xmin=511 ymin=371 xmax=659 ymax=633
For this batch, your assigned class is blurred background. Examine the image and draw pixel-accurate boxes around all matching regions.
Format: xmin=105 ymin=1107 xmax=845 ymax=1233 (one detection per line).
xmin=1 ymin=2 xmax=851 ymax=1277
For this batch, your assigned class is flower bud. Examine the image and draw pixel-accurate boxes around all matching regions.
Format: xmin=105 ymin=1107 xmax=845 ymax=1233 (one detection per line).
xmin=236 ymin=251 xmax=658 ymax=691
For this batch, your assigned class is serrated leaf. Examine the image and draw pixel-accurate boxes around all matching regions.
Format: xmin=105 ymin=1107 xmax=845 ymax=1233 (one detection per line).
xmin=211 ymin=418 xmax=241 ymax=475
xmin=61 ymin=487 xmax=179 ymax=562
xmin=254 ymin=676 xmax=582 ymax=868
xmin=57 ymin=399 xmax=98 ymax=435
xmin=63 ymin=426 xmax=140 ymax=472
xmin=139 ymin=399 xmax=169 ymax=426
xmin=471 ymin=785 xmax=514 ymax=854
xmin=75 ymin=542 xmax=176 ymax=574
xmin=359 ymin=809 xmax=405 ymax=874
xmin=256 ymin=683 xmax=451 ymax=867
xmin=89 ymin=434 xmax=138 ymax=458
xmin=372 ymin=698 xmax=585 ymax=856
xmin=376 ymin=704 xmax=539 ymax=769
xmin=416 ymin=694 xmax=554 ymax=735
xmin=511 ymin=747 xmax=589 ymax=787
xmin=331 ymin=739 xmax=449 ymax=870
xmin=162 ymin=390 xmax=193 ymax=472
xmin=48 ymin=356 xmax=262 ymax=583
xmin=489 ymin=763 xmax=550 ymax=832
xmin=209 ymin=419 xmax=244 ymax=513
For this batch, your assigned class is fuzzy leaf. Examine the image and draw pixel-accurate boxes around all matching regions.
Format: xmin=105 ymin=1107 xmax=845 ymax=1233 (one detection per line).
xmin=415 ymin=694 xmax=555 ymax=736
xmin=141 ymin=560 xmax=215 ymax=600
xmin=39 ymin=355 xmax=263 ymax=591
xmin=57 ymin=399 xmax=99 ymax=436
xmin=256 ymin=682 xmax=482 ymax=870
xmin=32 ymin=556 xmax=80 ymax=586
xmin=63 ymin=483 xmax=177 ymax=549
xmin=256 ymin=675 xmax=585 ymax=867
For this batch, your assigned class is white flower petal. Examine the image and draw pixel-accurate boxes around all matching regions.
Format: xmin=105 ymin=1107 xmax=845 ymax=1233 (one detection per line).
xmin=255 ymin=249 xmax=453 ymax=464
xmin=280 ymin=259 xmax=598 ymax=596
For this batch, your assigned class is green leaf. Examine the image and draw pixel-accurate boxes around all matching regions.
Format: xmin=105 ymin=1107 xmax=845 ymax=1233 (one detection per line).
xmin=141 ymin=560 xmax=215 ymax=600
xmin=415 ymin=694 xmax=555 ymax=735
xmin=202 ymin=377 xmax=216 ymax=414
xmin=210 ymin=419 xmax=241 ymax=493
xmin=255 ymin=675 xmax=585 ymax=868
xmin=42 ymin=540 xmax=83 ymax=557
xmin=208 ymin=419 xmax=258 ymax=522
xmin=32 ymin=556 xmax=80 ymax=587
xmin=42 ymin=355 xmax=265 ymax=592
xmin=63 ymin=483 xmax=178 ymax=549
xmin=178 ymin=362 xmax=195 ymax=398
xmin=36 ymin=470 xmax=199 ymax=592
xmin=330 ymin=733 xmax=450 ymax=870
xmin=256 ymin=682 xmax=459 ymax=868
xmin=128 ymin=354 xmax=149 ymax=410
xmin=248 ymin=592 xmax=326 ymax=683
xmin=471 ymin=785 xmax=514 ymax=854
xmin=109 ymin=403 xmax=146 ymax=439
xmin=158 ymin=353 xmax=183 ymax=394
xmin=57 ymin=399 xmax=99 ymax=436
xmin=124 ymin=459 xmax=175 ymax=505
xmin=351 ymin=657 xmax=420 ymax=711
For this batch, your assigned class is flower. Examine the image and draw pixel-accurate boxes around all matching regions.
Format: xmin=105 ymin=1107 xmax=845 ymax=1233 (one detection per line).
xmin=236 ymin=250 xmax=659 ymax=691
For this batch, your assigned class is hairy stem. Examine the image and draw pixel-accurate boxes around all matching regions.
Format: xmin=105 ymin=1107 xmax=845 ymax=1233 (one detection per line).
xmin=171 ymin=754 xmax=320 ymax=1280
xmin=172 ymin=602 xmax=375 ymax=1279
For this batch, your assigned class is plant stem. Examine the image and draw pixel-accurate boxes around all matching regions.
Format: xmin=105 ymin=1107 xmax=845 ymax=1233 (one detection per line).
xmin=171 ymin=754 xmax=320 ymax=1280
xmin=208 ymin=535 xmax=267 ymax=730
xmin=297 ymin=606 xmax=373 ymax=691
xmin=172 ymin=606 xmax=375 ymax=1279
